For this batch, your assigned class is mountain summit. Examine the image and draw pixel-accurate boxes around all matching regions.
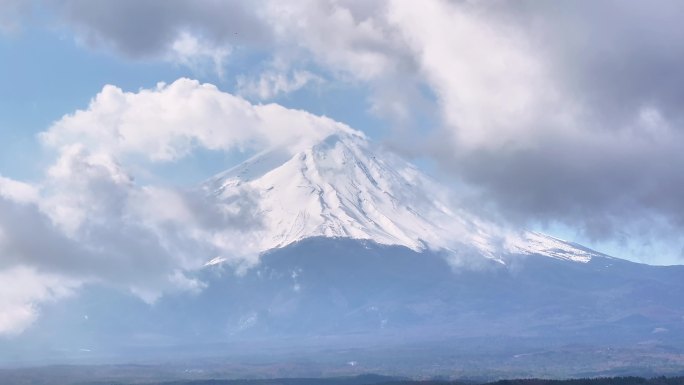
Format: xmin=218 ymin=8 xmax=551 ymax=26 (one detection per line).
xmin=206 ymin=131 xmax=602 ymax=265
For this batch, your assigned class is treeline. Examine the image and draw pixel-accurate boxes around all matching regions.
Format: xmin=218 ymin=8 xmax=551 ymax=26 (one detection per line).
xmin=488 ymin=377 xmax=684 ymax=385
xmin=148 ymin=376 xmax=684 ymax=385
xmin=487 ymin=377 xmax=684 ymax=385
xmin=384 ymin=377 xmax=684 ymax=385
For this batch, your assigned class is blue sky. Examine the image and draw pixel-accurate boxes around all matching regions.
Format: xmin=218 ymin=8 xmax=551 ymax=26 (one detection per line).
xmin=2 ymin=0 xmax=684 ymax=336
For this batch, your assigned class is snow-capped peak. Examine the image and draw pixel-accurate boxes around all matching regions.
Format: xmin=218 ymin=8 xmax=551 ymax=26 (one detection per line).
xmin=206 ymin=132 xmax=605 ymax=264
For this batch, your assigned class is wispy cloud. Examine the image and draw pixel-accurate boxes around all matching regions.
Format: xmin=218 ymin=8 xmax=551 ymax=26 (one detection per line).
xmin=237 ymin=70 xmax=323 ymax=100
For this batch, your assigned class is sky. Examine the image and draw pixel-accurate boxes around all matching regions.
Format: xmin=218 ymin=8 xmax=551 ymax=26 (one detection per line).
xmin=2 ymin=0 xmax=684 ymax=336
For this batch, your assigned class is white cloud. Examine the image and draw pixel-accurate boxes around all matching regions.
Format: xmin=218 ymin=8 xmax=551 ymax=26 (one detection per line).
xmin=42 ymin=144 xmax=133 ymax=234
xmin=237 ymin=70 xmax=322 ymax=100
xmin=261 ymin=1 xmax=399 ymax=81
xmin=0 ymin=145 xmax=232 ymax=334
xmin=387 ymin=0 xmax=571 ymax=150
xmin=42 ymin=78 xmax=357 ymax=161
xmin=0 ymin=78 xmax=365 ymax=335
xmin=0 ymin=266 xmax=79 ymax=335
xmin=0 ymin=176 xmax=39 ymax=204
xmin=170 ymin=31 xmax=231 ymax=78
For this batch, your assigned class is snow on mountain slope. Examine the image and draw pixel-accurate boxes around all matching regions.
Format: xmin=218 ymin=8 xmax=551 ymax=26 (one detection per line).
xmin=506 ymin=231 xmax=611 ymax=263
xmin=205 ymin=131 xmax=604 ymax=264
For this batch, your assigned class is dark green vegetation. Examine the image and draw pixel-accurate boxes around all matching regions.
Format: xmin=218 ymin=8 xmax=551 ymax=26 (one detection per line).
xmin=84 ymin=375 xmax=684 ymax=385
xmin=486 ymin=378 xmax=684 ymax=385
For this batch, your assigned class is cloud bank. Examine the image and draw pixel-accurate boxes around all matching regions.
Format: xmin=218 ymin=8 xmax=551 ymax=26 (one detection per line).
xmin=42 ymin=78 xmax=353 ymax=160
xmin=0 ymin=78 xmax=357 ymax=335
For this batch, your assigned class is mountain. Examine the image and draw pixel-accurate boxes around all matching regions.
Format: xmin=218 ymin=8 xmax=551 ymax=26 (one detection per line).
xmin=4 ymin=132 xmax=684 ymax=379
xmin=204 ymin=131 xmax=602 ymax=265
xmin=10 ymin=238 xmax=684 ymax=378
